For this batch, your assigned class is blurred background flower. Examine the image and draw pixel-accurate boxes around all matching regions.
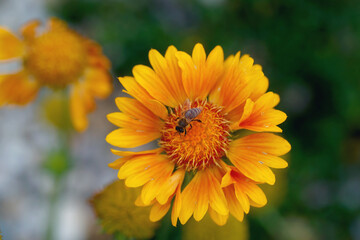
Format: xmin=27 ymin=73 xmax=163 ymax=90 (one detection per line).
xmin=0 ymin=0 xmax=359 ymax=239
xmin=182 ymin=214 xmax=248 ymax=240
xmin=90 ymin=180 xmax=159 ymax=239
xmin=0 ymin=17 xmax=112 ymax=132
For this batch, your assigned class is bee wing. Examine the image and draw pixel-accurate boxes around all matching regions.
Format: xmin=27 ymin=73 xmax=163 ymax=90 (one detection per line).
xmin=181 ymin=99 xmax=192 ymax=116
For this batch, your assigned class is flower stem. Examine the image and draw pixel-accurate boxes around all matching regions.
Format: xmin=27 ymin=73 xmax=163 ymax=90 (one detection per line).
xmin=45 ymin=175 xmax=62 ymax=240
xmin=43 ymin=131 xmax=71 ymax=240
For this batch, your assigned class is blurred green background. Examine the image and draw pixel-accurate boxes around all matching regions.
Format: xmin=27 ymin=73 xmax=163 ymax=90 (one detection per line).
xmin=41 ymin=0 xmax=360 ymax=239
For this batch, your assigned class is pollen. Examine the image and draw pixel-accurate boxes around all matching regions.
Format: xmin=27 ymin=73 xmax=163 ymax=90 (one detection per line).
xmin=25 ymin=27 xmax=87 ymax=88
xmin=160 ymin=100 xmax=230 ymax=171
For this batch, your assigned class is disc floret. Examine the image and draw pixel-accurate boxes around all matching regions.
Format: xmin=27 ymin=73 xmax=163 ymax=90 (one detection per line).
xmin=25 ymin=28 xmax=86 ymax=88
xmin=160 ymin=100 xmax=230 ymax=171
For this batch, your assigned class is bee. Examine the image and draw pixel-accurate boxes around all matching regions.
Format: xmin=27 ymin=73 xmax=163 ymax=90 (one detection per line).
xmin=175 ymin=107 xmax=202 ymax=135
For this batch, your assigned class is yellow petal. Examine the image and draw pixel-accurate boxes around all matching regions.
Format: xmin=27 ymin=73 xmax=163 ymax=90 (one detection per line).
xmin=118 ymin=154 xmax=163 ymax=179
xmin=190 ymin=43 xmax=208 ymax=100
xmin=141 ymin=168 xmax=173 ymax=205
xmin=176 ymin=44 xmax=223 ymax=101
xmin=0 ymin=27 xmax=24 ymax=60
xmin=84 ymin=68 xmax=113 ymax=98
xmin=118 ymin=154 xmax=174 ymax=187
xmin=133 ymin=65 xmax=178 ymax=107
xmin=21 ymin=20 xmax=40 ymax=42
xmin=254 ymin=92 xmax=280 ymax=110
xmin=179 ymin=168 xmax=228 ymax=224
xmin=125 ymin=168 xmax=162 ymax=188
xmin=209 ymin=52 xmax=255 ymax=113
xmin=175 ymin=51 xmax=196 ymax=100
xmin=248 ymin=74 xmax=269 ymax=101
xmin=106 ymin=128 xmax=160 ymax=148
xmin=249 ymin=199 xmax=264 ymax=208
xmin=117 ymin=78 xmax=168 ymax=120
xmin=123 ymin=164 xmax=165 ymax=187
xmin=193 ymin=173 xmax=209 ymax=221
xmin=233 ymin=184 xmax=250 ymax=213
xmin=70 ymin=84 xmax=95 ymax=132
xmin=147 ymin=99 xmax=169 ymax=120
xmin=135 ymin=194 xmax=149 ymax=207
xmin=228 ymin=148 xmax=276 ymax=185
xmin=150 ymin=201 xmax=171 ymax=222
xmin=229 ymin=99 xmax=254 ymax=130
xmin=234 ymin=92 xmax=282 ymax=129
xmin=70 ymin=86 xmax=88 ymax=132
xmin=156 ymin=169 xmax=185 ymax=204
xmin=114 ymin=97 xmax=163 ymax=130
xmin=0 ymin=71 xmax=39 ymax=106
xmin=192 ymin=43 xmax=206 ymax=68
xmin=242 ymin=182 xmax=267 ymax=207
xmin=240 ymin=99 xmax=255 ymax=122
xmin=179 ymin=172 xmax=200 ymax=224
xmin=231 ymin=133 xmax=291 ymax=156
xmin=227 ymin=104 xmax=246 ymax=125
xmin=141 ymin=179 xmax=164 ymax=205
xmin=115 ymin=97 xmax=157 ymax=121
xmin=207 ymin=170 xmax=229 ymax=216
xmin=48 ymin=17 xmax=67 ymax=30
xmin=223 ymin=186 xmax=245 ymax=222
xmin=171 ymin=187 xmax=182 ymax=227
xmin=108 ymin=157 xmax=130 ymax=169
xmin=238 ymin=149 xmax=288 ymax=169
xmin=230 ymin=90 xmax=279 ymax=125
xmin=220 ymin=168 xmax=236 ymax=188
xmin=110 ymin=148 xmax=163 ymax=157
xmin=204 ymin=45 xmax=224 ymax=96
xmin=85 ymin=39 xmax=111 ymax=69
xmin=208 ymin=207 xmax=229 ymax=226
xmin=107 ymin=112 xmax=157 ymax=131
xmin=164 ymin=45 xmax=187 ymax=103
xmin=239 ymin=109 xmax=287 ymax=132
xmin=149 ymin=47 xmax=186 ymax=104
xmin=236 ymin=92 xmax=286 ymax=132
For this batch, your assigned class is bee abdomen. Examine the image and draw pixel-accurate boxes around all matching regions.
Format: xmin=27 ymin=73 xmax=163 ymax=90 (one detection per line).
xmin=185 ymin=108 xmax=202 ymax=119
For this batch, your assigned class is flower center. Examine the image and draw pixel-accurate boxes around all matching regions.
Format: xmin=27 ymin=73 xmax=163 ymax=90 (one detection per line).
xmin=160 ymin=100 xmax=230 ymax=171
xmin=25 ymin=28 xmax=87 ymax=88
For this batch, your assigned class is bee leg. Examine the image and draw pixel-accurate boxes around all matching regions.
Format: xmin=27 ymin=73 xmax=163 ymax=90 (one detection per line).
xmin=190 ymin=124 xmax=192 ymax=130
xmin=192 ymin=119 xmax=202 ymax=123
xmin=184 ymin=128 xmax=187 ymax=136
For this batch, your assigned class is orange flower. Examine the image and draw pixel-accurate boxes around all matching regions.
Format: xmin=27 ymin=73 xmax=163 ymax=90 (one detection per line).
xmin=107 ymin=44 xmax=291 ymax=226
xmin=0 ymin=18 xmax=112 ymax=131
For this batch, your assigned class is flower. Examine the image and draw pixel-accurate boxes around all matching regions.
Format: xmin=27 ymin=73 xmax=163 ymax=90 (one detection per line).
xmin=0 ymin=18 xmax=112 ymax=131
xmin=90 ymin=180 xmax=159 ymax=239
xmin=106 ymin=43 xmax=291 ymax=226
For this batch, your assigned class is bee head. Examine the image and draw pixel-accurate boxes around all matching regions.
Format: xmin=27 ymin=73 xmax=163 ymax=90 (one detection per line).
xmin=175 ymin=126 xmax=184 ymax=133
